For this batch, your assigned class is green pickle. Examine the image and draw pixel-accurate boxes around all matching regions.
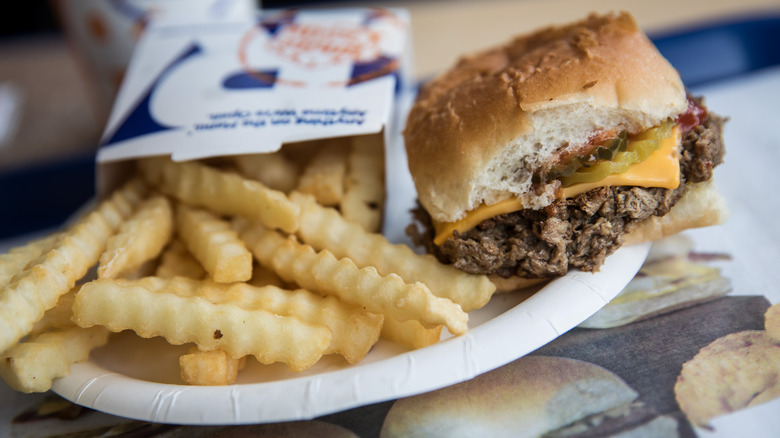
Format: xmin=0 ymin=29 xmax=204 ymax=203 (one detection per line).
xmin=544 ymin=131 xmax=627 ymax=181
xmin=593 ymin=131 xmax=628 ymax=162
xmin=559 ymin=121 xmax=674 ymax=187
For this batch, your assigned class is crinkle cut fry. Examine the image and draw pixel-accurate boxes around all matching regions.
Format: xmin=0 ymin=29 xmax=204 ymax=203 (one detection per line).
xmin=240 ymin=222 xmax=468 ymax=335
xmin=290 ymin=192 xmax=496 ymax=312
xmin=233 ymin=152 xmax=300 ymax=193
xmin=137 ymin=156 xmax=300 ymax=233
xmin=0 ymin=178 xmax=148 ymax=354
xmin=180 ymin=348 xmax=246 ymax=386
xmin=98 ymin=194 xmax=174 ymax=279
xmin=0 ymin=326 xmax=109 ymax=393
xmin=296 ymin=138 xmax=348 ymax=206
xmin=155 ymin=239 xmax=206 ymax=280
xmin=30 ymin=288 xmax=78 ymax=336
xmin=381 ymin=317 xmax=443 ymax=350
xmin=73 ymin=278 xmax=331 ymax=372
xmin=175 ymin=203 xmax=252 ymax=283
xmin=0 ymin=233 xmax=61 ymax=288
xmin=161 ymin=276 xmax=383 ymax=363
xmin=0 ymin=176 xmax=144 ymax=288
xmin=341 ymin=133 xmax=385 ymax=232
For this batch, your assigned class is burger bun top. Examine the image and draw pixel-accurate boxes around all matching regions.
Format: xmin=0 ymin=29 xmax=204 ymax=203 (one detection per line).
xmin=404 ymin=12 xmax=687 ymax=223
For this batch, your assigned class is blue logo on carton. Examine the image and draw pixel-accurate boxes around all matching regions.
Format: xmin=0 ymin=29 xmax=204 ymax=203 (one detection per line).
xmin=103 ymin=43 xmax=202 ymax=147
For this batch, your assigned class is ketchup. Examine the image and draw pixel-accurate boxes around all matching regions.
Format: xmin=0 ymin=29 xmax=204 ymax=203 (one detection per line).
xmin=677 ymin=96 xmax=708 ymax=133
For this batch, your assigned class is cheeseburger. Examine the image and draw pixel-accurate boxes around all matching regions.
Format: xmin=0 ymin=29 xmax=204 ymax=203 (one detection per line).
xmin=404 ymin=12 xmax=727 ymax=290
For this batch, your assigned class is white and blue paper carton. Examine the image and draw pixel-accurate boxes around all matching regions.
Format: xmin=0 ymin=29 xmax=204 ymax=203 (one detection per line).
xmin=96 ymin=0 xmax=411 ymax=194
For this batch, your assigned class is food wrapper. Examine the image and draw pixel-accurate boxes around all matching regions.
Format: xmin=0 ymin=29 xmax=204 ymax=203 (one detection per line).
xmin=95 ymin=2 xmax=411 ymax=200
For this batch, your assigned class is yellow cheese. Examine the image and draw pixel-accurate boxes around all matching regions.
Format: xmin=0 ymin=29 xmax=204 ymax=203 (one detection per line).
xmin=560 ymin=126 xmax=681 ymax=198
xmin=433 ymin=198 xmax=524 ymax=245
xmin=433 ymin=127 xmax=681 ymax=245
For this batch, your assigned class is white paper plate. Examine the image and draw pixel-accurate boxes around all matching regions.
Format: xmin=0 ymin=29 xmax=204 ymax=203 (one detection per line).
xmin=51 ymin=241 xmax=649 ymax=425
xmin=51 ymin=90 xmax=649 ymax=424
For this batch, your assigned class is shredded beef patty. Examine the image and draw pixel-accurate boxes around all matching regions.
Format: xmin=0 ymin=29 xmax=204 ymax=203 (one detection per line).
xmin=408 ymin=113 xmax=726 ymax=279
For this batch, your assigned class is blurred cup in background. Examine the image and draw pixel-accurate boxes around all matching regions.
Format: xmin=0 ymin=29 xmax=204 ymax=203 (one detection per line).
xmin=57 ymin=0 xmax=150 ymax=122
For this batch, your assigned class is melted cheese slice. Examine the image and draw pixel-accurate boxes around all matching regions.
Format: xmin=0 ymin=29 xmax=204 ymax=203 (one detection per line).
xmin=433 ymin=127 xmax=681 ymax=245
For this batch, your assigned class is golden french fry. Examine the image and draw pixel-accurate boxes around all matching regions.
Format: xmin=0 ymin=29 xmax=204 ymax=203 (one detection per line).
xmin=233 ymin=152 xmax=300 ymax=193
xmin=73 ymin=278 xmax=331 ymax=372
xmin=176 ymin=203 xmax=252 ymax=283
xmin=296 ymin=138 xmax=349 ymax=206
xmin=290 ymin=192 xmax=496 ymax=311
xmin=0 ymin=233 xmax=61 ymax=287
xmin=311 ymin=255 xmax=467 ymax=335
xmin=381 ymin=318 xmax=443 ymax=350
xmin=2 ymin=284 xmax=106 ymax=393
xmin=0 ymin=326 xmax=109 ymax=393
xmin=87 ymin=178 xmax=149 ymax=230
xmin=137 ymin=156 xmax=300 ymax=233
xmin=30 ymin=289 xmax=77 ymax=336
xmin=161 ymin=276 xmax=382 ymax=363
xmin=247 ymin=263 xmax=286 ymax=288
xmin=0 ymin=178 xmax=147 ymax=354
xmin=341 ymin=133 xmax=385 ymax=232
xmin=155 ymin=239 xmax=206 ymax=279
xmin=240 ymin=223 xmax=468 ymax=335
xmin=179 ymin=348 xmax=246 ymax=386
xmin=98 ymin=195 xmax=173 ymax=279
xmin=116 ymin=258 xmax=159 ymax=280
xmin=279 ymin=138 xmax=322 ymax=168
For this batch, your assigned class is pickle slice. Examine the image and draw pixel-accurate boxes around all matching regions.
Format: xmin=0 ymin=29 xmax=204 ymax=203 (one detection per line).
xmin=545 ymin=131 xmax=628 ymax=181
xmin=633 ymin=120 xmax=674 ymax=142
xmin=562 ymin=151 xmax=636 ymax=185
xmin=559 ymin=121 xmax=673 ymax=187
xmin=594 ymin=131 xmax=628 ymax=162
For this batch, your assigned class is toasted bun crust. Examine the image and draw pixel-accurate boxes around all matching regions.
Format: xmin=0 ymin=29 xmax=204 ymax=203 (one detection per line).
xmin=404 ymin=12 xmax=688 ymax=223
